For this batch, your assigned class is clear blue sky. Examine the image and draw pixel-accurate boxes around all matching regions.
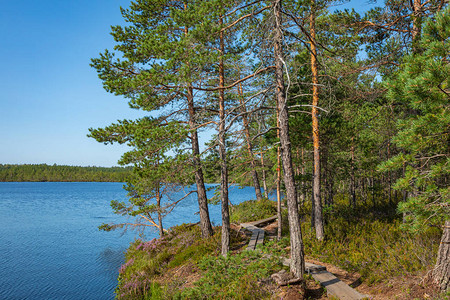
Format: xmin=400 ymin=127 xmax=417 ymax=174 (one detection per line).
xmin=0 ymin=0 xmax=374 ymax=167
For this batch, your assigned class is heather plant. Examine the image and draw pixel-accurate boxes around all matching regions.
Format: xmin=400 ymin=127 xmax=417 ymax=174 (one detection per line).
xmin=117 ymin=238 xmax=172 ymax=299
xmin=115 ymin=224 xmax=228 ymax=299
xmin=167 ymin=225 xmax=222 ymax=268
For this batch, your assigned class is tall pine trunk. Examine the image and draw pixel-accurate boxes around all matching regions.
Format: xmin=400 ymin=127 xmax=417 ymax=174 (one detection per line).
xmin=310 ymin=2 xmax=324 ymax=241
xmin=184 ymin=16 xmax=213 ymax=239
xmin=156 ymin=186 xmax=164 ymax=238
xmin=411 ymin=0 xmax=423 ymax=52
xmin=187 ymin=86 xmax=214 ymax=238
xmin=273 ymin=0 xmax=305 ymax=279
xmin=276 ymin=109 xmax=282 ymax=241
xmin=261 ymin=150 xmax=268 ymax=198
xmin=219 ymin=18 xmax=230 ymax=257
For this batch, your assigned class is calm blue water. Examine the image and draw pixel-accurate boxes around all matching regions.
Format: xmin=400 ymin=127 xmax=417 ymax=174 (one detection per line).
xmin=0 ymin=182 xmax=262 ymax=300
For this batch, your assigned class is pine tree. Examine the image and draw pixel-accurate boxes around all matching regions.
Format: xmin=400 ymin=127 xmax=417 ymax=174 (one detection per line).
xmin=90 ymin=0 xmax=215 ymax=238
xmin=273 ymin=0 xmax=305 ymax=279
xmin=382 ymin=7 xmax=449 ymax=290
xmin=90 ymin=117 xmax=191 ymax=237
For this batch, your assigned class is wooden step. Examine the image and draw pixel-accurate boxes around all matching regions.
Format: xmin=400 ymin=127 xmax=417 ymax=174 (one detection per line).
xmin=246 ymin=228 xmax=265 ymax=250
xmin=282 ymin=259 xmax=367 ymax=300
xmin=241 ymin=218 xmax=271 ymax=251
xmin=311 ymin=271 xmax=367 ymax=300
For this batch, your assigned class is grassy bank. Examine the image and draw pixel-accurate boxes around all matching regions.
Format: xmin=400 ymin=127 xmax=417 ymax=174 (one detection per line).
xmin=115 ymin=223 xmax=284 ymax=299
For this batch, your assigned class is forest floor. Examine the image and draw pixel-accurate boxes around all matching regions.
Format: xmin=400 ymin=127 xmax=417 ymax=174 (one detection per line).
xmin=154 ymin=221 xmax=444 ymax=299
xmin=265 ymin=221 xmax=443 ymax=299
xmin=158 ymin=258 xmax=443 ymax=299
xmin=117 ymin=199 xmax=447 ymax=299
xmin=303 ymin=258 xmax=441 ymax=300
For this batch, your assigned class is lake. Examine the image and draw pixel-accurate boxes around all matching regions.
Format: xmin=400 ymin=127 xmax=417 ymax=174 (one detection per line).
xmin=0 ymin=182 xmax=263 ymax=299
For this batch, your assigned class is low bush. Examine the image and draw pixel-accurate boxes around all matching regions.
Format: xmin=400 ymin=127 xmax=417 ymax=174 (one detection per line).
xmin=116 ymin=224 xmax=221 ymax=299
xmin=300 ymin=196 xmax=441 ymax=285
xmin=177 ymin=251 xmax=282 ymax=299
xmin=230 ymin=198 xmax=277 ymax=224
xmin=115 ymin=222 xmax=249 ymax=299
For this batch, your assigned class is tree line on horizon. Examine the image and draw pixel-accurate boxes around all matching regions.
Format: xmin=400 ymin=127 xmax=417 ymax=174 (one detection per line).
xmin=0 ymin=164 xmax=133 ymax=182
xmin=89 ymin=0 xmax=449 ymax=290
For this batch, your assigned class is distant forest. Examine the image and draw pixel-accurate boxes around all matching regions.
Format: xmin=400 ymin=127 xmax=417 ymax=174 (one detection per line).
xmin=0 ymin=164 xmax=132 ymax=182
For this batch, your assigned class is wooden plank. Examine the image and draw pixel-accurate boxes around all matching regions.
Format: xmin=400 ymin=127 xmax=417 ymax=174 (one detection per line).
xmin=241 ymin=216 xmax=276 ymax=251
xmin=311 ymin=271 xmax=367 ymax=300
xmin=241 ymin=223 xmax=260 ymax=230
xmin=247 ymin=230 xmax=259 ymax=250
xmin=255 ymin=229 xmax=265 ymax=248
xmin=305 ymin=262 xmax=327 ymax=273
xmin=282 ymin=259 xmax=366 ymax=300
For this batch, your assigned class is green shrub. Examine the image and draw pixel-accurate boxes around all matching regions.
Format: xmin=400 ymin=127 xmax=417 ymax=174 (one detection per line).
xmin=230 ymin=199 xmax=277 ymax=224
xmin=116 ymin=224 xmax=215 ymax=299
xmin=167 ymin=231 xmax=221 ymax=268
xmin=178 ymin=251 xmax=282 ymax=299
xmin=260 ymin=236 xmax=290 ymax=257
xmin=115 ymin=223 xmax=249 ymax=299
xmin=301 ymin=201 xmax=441 ymax=285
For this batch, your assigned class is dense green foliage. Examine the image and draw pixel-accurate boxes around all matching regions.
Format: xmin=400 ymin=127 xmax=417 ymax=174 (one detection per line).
xmin=115 ymin=222 xmax=285 ymax=300
xmin=381 ymin=7 xmax=450 ymax=232
xmin=179 ymin=251 xmax=281 ymax=299
xmin=0 ymin=164 xmax=131 ymax=182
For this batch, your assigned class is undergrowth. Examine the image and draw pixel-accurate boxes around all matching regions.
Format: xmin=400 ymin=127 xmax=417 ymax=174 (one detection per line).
xmin=116 ymin=220 xmax=284 ymax=299
xmin=301 ymin=196 xmax=442 ymax=285
xmin=116 ymin=224 xmax=222 ymax=299
xmin=114 ymin=195 xmax=443 ymax=299
xmin=174 ymin=251 xmax=282 ymax=299
xmin=230 ymin=198 xmax=276 ymax=224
